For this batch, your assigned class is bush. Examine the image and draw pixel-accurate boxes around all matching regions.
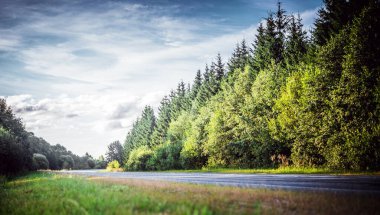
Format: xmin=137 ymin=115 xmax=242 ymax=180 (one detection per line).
xmin=149 ymin=142 xmax=182 ymax=170
xmin=106 ymin=160 xmax=120 ymax=171
xmin=32 ymin=153 xmax=49 ymax=170
xmin=126 ymin=146 xmax=153 ymax=171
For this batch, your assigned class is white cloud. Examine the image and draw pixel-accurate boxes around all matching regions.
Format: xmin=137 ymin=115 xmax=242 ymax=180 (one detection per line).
xmin=0 ymin=34 xmax=20 ymax=51
xmin=4 ymin=91 xmax=164 ymax=156
xmin=299 ymin=7 xmax=319 ymax=31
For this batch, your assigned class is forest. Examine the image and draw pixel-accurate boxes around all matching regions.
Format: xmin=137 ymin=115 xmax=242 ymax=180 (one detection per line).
xmin=0 ymin=98 xmax=108 ymax=174
xmin=1 ymin=0 xmax=379 ymax=175
xmin=114 ymin=0 xmax=380 ymax=171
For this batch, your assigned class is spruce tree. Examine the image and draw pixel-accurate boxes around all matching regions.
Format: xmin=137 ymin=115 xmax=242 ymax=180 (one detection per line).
xmin=273 ymin=1 xmax=288 ymax=64
xmin=191 ymin=70 xmax=202 ymax=100
xmin=150 ymin=96 xmax=172 ymax=146
xmin=285 ymin=14 xmax=308 ymax=66
xmin=213 ymin=53 xmax=225 ymax=82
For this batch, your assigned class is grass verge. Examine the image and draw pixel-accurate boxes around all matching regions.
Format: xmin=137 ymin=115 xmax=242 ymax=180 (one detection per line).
xmin=1 ymin=172 xmax=379 ymax=214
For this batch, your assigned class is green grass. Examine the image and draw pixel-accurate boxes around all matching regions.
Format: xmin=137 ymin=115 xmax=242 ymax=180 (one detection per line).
xmin=1 ymin=172 xmax=379 ymax=214
xmin=0 ymin=172 xmax=215 ymax=215
xmin=163 ymin=166 xmax=380 ymax=175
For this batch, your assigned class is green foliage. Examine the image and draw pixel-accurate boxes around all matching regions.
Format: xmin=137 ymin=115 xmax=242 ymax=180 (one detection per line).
xmin=95 ymin=155 xmax=107 ymax=169
xmin=126 ymin=146 xmax=154 ymax=171
xmin=106 ymin=140 xmax=124 ymax=165
xmin=87 ymin=158 xmax=95 ymax=169
xmin=32 ymin=153 xmax=49 ymax=170
xmin=0 ymin=126 xmax=28 ymax=174
xmin=107 ymin=160 xmax=120 ymax=170
xmin=124 ymin=106 xmax=156 ymax=162
xmin=180 ymin=106 xmax=211 ymax=169
xmin=149 ymin=142 xmax=183 ymax=170
xmin=59 ymin=155 xmax=74 ymax=169
xmin=119 ymin=1 xmax=380 ymax=171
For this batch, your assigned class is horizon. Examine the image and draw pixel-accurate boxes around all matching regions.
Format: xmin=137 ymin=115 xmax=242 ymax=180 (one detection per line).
xmin=0 ymin=0 xmax=322 ymax=157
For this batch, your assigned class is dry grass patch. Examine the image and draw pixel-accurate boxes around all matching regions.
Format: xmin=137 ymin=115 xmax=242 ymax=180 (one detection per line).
xmin=88 ymin=176 xmax=380 ymax=215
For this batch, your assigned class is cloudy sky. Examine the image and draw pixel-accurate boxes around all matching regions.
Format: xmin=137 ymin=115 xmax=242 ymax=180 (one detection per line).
xmin=0 ymin=0 xmax=322 ymax=157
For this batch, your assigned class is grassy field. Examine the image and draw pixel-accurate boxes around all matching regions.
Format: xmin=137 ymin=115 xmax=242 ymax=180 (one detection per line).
xmin=1 ymin=172 xmax=379 ymax=215
xmin=163 ymin=166 xmax=380 ymax=175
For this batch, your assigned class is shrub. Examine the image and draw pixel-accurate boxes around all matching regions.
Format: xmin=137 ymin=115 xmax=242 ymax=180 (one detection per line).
xmin=126 ymin=146 xmax=153 ymax=171
xmin=106 ymin=160 xmax=120 ymax=171
xmin=32 ymin=153 xmax=49 ymax=170
xmin=149 ymin=142 xmax=182 ymax=170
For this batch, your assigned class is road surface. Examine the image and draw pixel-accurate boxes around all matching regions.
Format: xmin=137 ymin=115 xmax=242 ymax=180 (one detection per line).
xmin=58 ymin=170 xmax=380 ymax=194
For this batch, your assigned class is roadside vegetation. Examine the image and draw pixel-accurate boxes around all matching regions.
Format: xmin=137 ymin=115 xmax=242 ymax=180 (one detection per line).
xmin=101 ymin=0 xmax=380 ymax=173
xmin=1 ymin=172 xmax=379 ymax=215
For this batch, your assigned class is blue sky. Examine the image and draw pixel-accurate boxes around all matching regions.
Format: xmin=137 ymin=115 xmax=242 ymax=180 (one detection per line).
xmin=0 ymin=0 xmax=322 ymax=157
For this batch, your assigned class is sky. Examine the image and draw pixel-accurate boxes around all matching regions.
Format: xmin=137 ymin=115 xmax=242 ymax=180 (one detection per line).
xmin=0 ymin=0 xmax=322 ymax=157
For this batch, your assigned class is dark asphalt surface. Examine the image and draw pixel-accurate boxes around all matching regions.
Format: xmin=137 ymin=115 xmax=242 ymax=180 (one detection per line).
xmin=59 ymin=170 xmax=380 ymax=194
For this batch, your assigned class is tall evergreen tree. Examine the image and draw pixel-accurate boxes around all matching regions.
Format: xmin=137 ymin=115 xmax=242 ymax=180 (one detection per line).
xmin=252 ymin=22 xmax=270 ymax=71
xmin=285 ymin=13 xmax=308 ymax=66
xmin=213 ymin=53 xmax=225 ymax=82
xmin=273 ymin=1 xmax=288 ymax=64
xmin=150 ymin=96 xmax=172 ymax=146
xmin=191 ymin=70 xmax=202 ymax=99
xmin=313 ymin=0 xmax=373 ymax=46
xmin=123 ymin=106 xmax=156 ymax=161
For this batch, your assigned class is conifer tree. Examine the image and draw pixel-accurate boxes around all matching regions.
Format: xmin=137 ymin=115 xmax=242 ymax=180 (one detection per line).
xmin=151 ymin=96 xmax=172 ymax=146
xmin=285 ymin=14 xmax=308 ymax=66
xmin=191 ymin=70 xmax=202 ymax=100
xmin=213 ymin=53 xmax=225 ymax=82
xmin=273 ymin=1 xmax=288 ymax=64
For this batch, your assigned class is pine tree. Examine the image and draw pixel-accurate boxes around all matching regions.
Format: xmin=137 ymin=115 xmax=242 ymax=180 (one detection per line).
xmin=213 ymin=53 xmax=225 ymax=82
xmin=252 ymin=22 xmax=269 ymax=71
xmin=313 ymin=0 xmax=373 ymax=46
xmin=151 ymin=96 xmax=172 ymax=146
xmin=227 ymin=40 xmax=250 ymax=77
xmin=123 ymin=106 xmax=156 ymax=161
xmin=227 ymin=43 xmax=241 ymax=74
xmin=191 ymin=70 xmax=202 ymax=100
xmin=273 ymin=1 xmax=288 ymax=64
xmin=285 ymin=13 xmax=308 ymax=66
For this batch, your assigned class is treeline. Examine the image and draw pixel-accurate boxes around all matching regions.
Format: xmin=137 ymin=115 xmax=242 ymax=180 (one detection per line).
xmin=113 ymin=0 xmax=380 ymax=171
xmin=0 ymin=98 xmax=105 ymax=174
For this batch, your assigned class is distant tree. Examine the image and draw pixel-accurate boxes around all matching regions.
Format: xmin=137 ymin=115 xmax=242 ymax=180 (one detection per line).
xmin=213 ymin=53 xmax=225 ymax=83
xmin=95 ymin=155 xmax=107 ymax=169
xmin=87 ymin=158 xmax=95 ymax=169
xmin=59 ymin=155 xmax=74 ymax=169
xmin=106 ymin=140 xmax=124 ymax=164
xmin=191 ymin=70 xmax=203 ymax=100
xmin=228 ymin=40 xmax=250 ymax=76
xmin=33 ymin=153 xmax=49 ymax=170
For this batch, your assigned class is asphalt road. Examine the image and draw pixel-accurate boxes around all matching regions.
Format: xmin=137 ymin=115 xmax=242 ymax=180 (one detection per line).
xmin=59 ymin=170 xmax=380 ymax=194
